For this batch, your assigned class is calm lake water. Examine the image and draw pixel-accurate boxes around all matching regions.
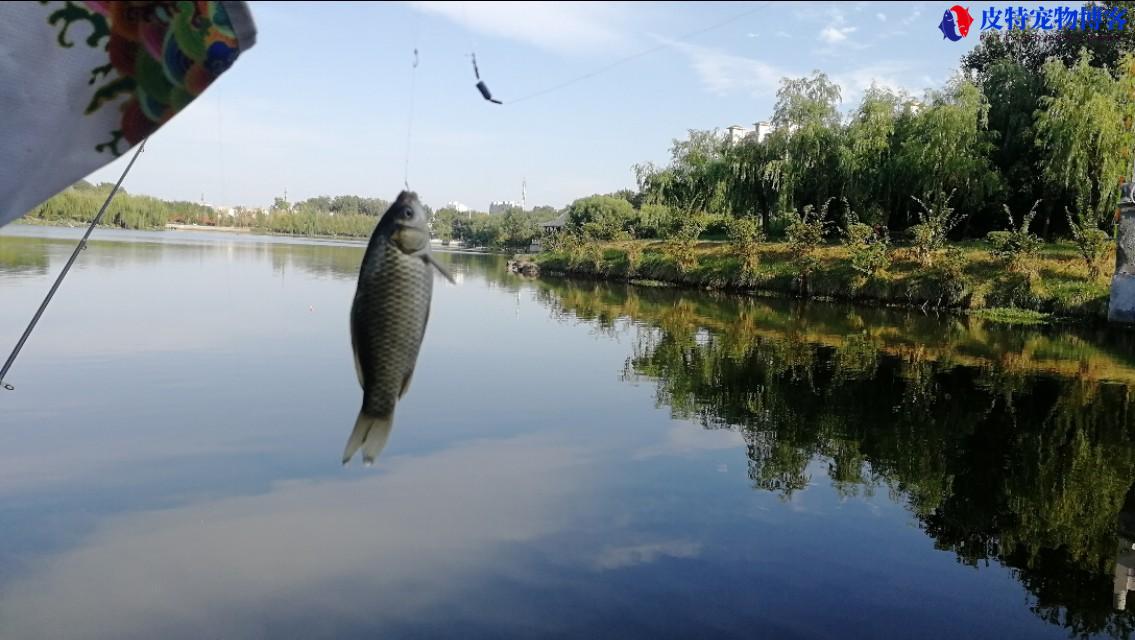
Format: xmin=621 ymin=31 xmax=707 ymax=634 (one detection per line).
xmin=3 ymin=225 xmax=1135 ymax=639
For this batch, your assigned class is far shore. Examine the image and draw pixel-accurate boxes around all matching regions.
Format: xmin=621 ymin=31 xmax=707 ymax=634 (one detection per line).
xmin=8 ymin=219 xmax=513 ymax=255
xmin=165 ymin=223 xmax=252 ymax=233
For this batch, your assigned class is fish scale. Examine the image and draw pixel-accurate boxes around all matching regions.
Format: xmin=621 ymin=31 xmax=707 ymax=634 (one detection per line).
xmin=353 ymin=240 xmax=432 ymax=418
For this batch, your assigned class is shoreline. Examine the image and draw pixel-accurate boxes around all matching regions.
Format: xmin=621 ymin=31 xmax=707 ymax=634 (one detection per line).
xmin=528 ymin=241 xmax=1120 ymax=327
xmin=165 ymin=224 xmax=252 ymax=233
xmin=8 ymin=220 xmax=512 ymax=254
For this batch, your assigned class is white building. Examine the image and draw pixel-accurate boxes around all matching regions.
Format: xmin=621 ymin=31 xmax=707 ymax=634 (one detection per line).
xmin=722 ymin=121 xmax=776 ymax=145
xmin=489 ymin=200 xmax=522 ymax=215
xmin=201 ymin=203 xmax=238 ymax=217
xmin=725 ymin=125 xmax=750 ymax=145
xmin=445 ymin=201 xmax=469 ymax=213
xmin=753 ymin=121 xmax=773 ymax=143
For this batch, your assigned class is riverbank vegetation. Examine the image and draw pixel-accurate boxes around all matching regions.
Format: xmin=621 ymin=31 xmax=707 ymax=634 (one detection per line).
xmin=535 ymin=236 xmax=1111 ymax=320
xmin=534 ymin=20 xmax=1135 ymax=320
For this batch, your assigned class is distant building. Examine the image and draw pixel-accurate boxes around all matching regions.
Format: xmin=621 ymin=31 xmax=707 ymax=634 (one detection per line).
xmin=445 ymin=201 xmax=469 ymax=213
xmin=725 ymin=125 xmax=750 ymax=145
xmin=202 ymin=203 xmax=238 ymax=218
xmin=722 ymin=120 xmax=776 ymax=145
xmin=753 ymin=121 xmax=773 ymax=143
xmin=489 ymin=200 xmax=522 ymax=215
xmin=541 ymin=212 xmax=569 ymax=233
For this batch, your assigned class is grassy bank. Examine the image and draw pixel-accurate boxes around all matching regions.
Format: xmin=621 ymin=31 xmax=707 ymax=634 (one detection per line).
xmin=533 ymin=239 xmax=1113 ymax=322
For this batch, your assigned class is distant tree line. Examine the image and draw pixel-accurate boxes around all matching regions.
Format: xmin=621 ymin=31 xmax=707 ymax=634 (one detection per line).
xmin=24 ymin=180 xmax=216 ymax=229
xmin=431 ymin=205 xmax=558 ymax=251
xmin=23 ymin=185 xmax=392 ymax=239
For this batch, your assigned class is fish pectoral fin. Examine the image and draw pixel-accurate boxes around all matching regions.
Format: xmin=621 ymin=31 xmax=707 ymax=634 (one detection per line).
xmin=399 ymin=369 xmax=415 ymax=399
xmin=423 ymin=253 xmax=457 ymax=284
xmin=343 ymin=410 xmax=394 ymax=466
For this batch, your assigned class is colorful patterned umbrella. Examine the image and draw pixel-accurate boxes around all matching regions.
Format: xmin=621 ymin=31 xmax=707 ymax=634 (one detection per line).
xmin=0 ymin=1 xmax=257 ymax=228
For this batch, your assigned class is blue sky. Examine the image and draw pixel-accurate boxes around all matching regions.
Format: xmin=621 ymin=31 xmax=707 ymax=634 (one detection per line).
xmin=86 ymin=1 xmax=1011 ymax=212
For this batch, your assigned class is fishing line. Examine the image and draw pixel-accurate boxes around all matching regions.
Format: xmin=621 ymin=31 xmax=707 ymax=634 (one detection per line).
xmin=501 ymin=2 xmax=770 ymax=105
xmin=0 ymin=138 xmax=148 ymax=392
xmin=404 ymin=13 xmax=421 ymax=191
xmin=460 ymin=1 xmax=477 ymax=57
xmin=404 ymin=47 xmax=418 ymax=190
xmin=461 ymin=2 xmax=502 ymax=105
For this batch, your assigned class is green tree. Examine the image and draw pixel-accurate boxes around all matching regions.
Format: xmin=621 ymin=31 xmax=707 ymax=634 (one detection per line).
xmin=566 ymin=195 xmax=637 ymax=240
xmin=841 ymin=86 xmax=903 ymax=226
xmin=1034 ymin=52 xmax=1135 ymax=228
xmin=498 ymin=208 xmax=539 ymax=251
xmin=897 ymin=78 xmax=1001 ymax=230
xmin=767 ymin=71 xmax=845 ymax=214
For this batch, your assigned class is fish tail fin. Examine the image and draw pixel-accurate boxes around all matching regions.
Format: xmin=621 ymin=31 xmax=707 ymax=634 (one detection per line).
xmin=342 ymin=411 xmax=394 ymax=466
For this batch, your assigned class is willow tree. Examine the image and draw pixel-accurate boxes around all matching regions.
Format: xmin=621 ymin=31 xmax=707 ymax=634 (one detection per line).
xmin=768 ymin=71 xmax=845 ymax=214
xmin=841 ymin=86 xmax=903 ymax=226
xmin=1034 ymin=52 xmax=1135 ymax=228
xmin=633 ymin=129 xmax=734 ymax=237
xmin=897 ymin=77 xmax=1001 ymax=231
xmin=723 ymin=136 xmax=781 ymax=232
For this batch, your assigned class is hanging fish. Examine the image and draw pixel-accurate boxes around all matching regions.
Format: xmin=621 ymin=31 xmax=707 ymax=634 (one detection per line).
xmin=343 ymin=191 xmax=454 ymax=466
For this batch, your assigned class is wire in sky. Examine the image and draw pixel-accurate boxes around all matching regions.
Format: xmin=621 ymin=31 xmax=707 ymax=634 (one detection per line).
xmin=504 ymin=2 xmax=770 ymax=105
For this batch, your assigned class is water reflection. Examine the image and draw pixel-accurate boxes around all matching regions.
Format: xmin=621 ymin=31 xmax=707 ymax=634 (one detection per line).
xmin=534 ymin=277 xmax=1135 ymax=637
xmin=7 ymin=228 xmax=1135 ymax=638
xmin=0 ymin=436 xmax=586 ymax=640
xmin=1115 ymin=486 xmax=1135 ymax=612
xmin=0 ymin=236 xmax=49 ymax=276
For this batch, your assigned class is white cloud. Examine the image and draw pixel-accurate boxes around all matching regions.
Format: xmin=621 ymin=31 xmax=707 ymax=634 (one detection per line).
xmin=819 ymin=25 xmax=857 ymax=43
xmin=659 ymin=37 xmax=786 ymax=97
xmin=634 ymin=422 xmax=745 ymax=460
xmin=662 ymin=35 xmax=925 ymax=107
xmin=407 ymin=1 xmax=632 ymax=55
xmin=593 ymin=541 xmax=703 ymax=570
xmin=0 ymin=436 xmax=588 ymax=639
xmin=901 ymin=10 xmax=922 ymax=26
xmin=831 ymin=63 xmax=923 ymax=103
xmin=775 ymin=30 xmax=791 ymax=38
xmin=876 ymin=12 xmax=887 ymax=22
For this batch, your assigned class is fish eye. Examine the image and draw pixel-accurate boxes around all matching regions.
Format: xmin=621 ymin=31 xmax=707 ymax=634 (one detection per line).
xmin=402 ymin=208 xmax=414 ymax=220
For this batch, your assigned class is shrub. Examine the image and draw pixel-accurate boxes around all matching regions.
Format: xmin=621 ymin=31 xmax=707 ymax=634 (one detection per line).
xmin=844 ymin=208 xmax=891 ymax=278
xmin=785 ymin=198 xmax=833 ymax=281
xmin=623 ymin=243 xmax=645 ymax=276
xmin=1066 ymin=207 xmax=1112 ymax=279
xmin=666 ymin=215 xmax=708 ymax=273
xmin=909 ymin=190 xmax=966 ymax=266
xmin=726 ymin=215 xmax=763 ymax=281
xmin=986 ymin=200 xmax=1041 ymax=272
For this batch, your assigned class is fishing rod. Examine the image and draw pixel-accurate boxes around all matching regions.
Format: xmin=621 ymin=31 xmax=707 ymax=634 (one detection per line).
xmin=0 ymin=138 xmax=148 ymax=392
